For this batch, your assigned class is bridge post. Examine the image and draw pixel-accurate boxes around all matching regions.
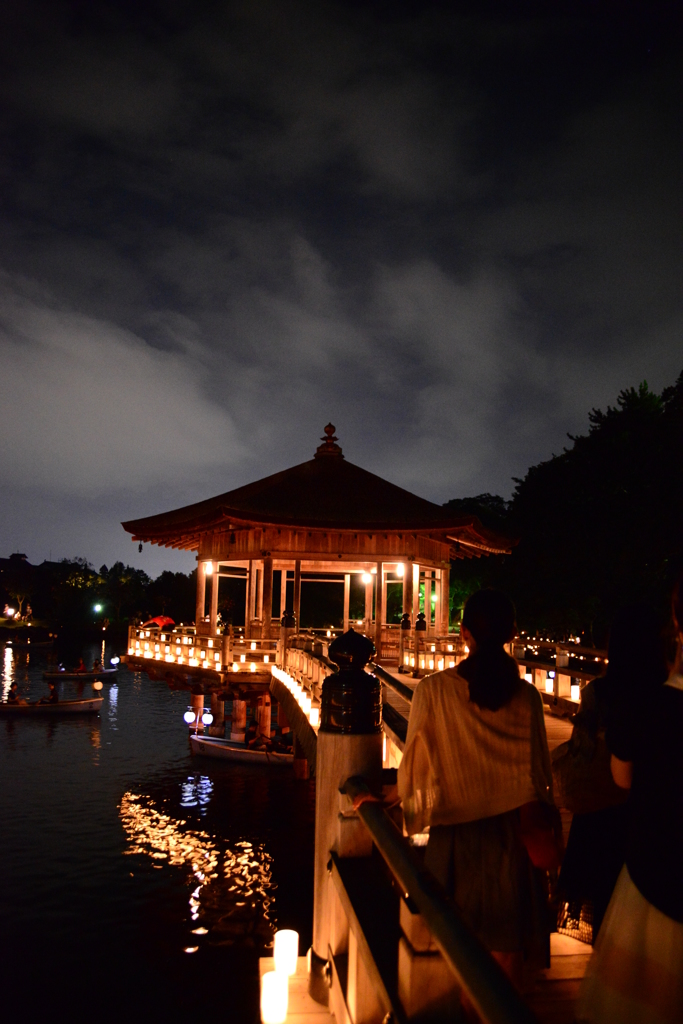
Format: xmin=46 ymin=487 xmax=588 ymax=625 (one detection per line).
xmin=309 ymin=629 xmax=383 ymax=1005
xmin=208 ymin=692 xmax=225 ymax=737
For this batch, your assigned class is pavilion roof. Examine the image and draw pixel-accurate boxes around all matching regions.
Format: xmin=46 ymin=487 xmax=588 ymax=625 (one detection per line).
xmin=122 ymin=426 xmax=513 ymax=556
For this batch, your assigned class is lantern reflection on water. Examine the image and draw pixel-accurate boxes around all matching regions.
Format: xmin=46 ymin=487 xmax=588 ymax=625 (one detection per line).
xmin=118 ymin=791 xmax=276 ymax=948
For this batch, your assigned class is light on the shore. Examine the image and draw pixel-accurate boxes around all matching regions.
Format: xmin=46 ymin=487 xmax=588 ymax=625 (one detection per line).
xmin=204 ymin=561 xmax=213 ymax=575
xmin=309 ymin=707 xmax=320 ymax=727
xmin=396 ymin=563 xmax=405 ymax=576
xmin=545 ymin=678 xmax=554 ymax=694
xmin=571 ymin=684 xmax=580 ymax=701
xmin=273 ymin=929 xmax=299 ymax=976
xmin=361 ymin=572 xmax=372 ymax=584
xmin=261 ymin=970 xmax=288 ymax=1024
xmin=94 ymin=603 xmax=103 ymax=612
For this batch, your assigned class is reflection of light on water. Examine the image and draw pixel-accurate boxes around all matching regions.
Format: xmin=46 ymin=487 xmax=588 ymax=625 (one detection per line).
xmin=118 ymin=792 xmax=276 ymax=950
xmin=108 ymin=684 xmax=118 ymax=729
xmin=2 ymin=647 xmax=13 ymax=700
xmin=180 ymin=774 xmax=213 ymax=815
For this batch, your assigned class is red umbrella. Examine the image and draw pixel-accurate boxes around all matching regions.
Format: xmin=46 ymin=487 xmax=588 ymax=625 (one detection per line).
xmin=142 ymin=615 xmax=175 ymax=628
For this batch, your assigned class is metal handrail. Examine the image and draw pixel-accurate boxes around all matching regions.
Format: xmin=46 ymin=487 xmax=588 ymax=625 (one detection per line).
xmin=370 ymin=662 xmax=414 ymax=704
xmin=342 ymin=775 xmax=537 ymax=1024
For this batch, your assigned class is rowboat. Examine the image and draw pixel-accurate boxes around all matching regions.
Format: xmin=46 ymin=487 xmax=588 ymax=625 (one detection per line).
xmin=189 ymin=734 xmax=293 ymax=765
xmin=0 ymin=698 xmax=104 ymax=716
xmin=43 ymin=669 xmax=118 ymax=681
xmin=5 ymin=640 xmax=54 ymax=649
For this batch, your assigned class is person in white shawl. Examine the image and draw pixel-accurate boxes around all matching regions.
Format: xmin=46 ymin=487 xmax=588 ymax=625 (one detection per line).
xmin=398 ymin=589 xmax=554 ymax=992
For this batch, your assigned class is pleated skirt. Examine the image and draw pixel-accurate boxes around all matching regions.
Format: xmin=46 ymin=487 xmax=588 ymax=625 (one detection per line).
xmin=425 ymin=809 xmax=549 ymax=965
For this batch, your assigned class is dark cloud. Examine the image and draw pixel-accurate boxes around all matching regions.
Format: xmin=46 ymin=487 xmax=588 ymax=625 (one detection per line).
xmin=0 ymin=0 xmax=681 ymax=569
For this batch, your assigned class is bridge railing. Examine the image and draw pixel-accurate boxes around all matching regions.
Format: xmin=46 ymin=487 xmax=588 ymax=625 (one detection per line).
xmin=126 ymin=624 xmax=279 ymax=675
xmin=325 ymin=773 xmax=537 ymax=1024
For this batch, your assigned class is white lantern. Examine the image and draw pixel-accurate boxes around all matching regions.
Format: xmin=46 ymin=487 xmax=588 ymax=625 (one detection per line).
xmin=183 ymin=711 xmax=196 ymax=724
xmin=260 ymin=971 xmax=288 ymax=1024
xmin=273 ymin=929 xmax=299 ymax=976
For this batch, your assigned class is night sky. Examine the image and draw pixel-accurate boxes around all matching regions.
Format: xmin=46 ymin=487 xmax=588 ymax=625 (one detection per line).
xmin=1 ymin=1 xmax=681 ymax=574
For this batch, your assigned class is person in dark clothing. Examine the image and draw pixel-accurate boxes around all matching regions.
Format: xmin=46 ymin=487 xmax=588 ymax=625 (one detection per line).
xmin=577 ymin=580 xmax=683 ymax=1023
xmin=557 ymin=605 xmax=667 ymax=940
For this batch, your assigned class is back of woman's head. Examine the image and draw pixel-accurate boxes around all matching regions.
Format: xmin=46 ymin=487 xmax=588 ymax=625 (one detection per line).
xmin=605 ymin=604 xmax=667 ymax=694
xmin=459 ymin=589 xmax=521 ymax=712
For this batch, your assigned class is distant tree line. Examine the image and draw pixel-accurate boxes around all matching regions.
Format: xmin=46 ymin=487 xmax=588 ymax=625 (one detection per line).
xmin=445 ymin=369 xmax=683 ymax=644
xmin=0 ymin=556 xmax=196 ymax=631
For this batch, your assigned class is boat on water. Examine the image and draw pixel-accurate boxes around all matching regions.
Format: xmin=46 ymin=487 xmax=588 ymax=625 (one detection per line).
xmin=0 ymin=698 xmax=104 ymax=716
xmin=43 ymin=668 xmax=118 ymax=681
xmin=5 ymin=640 xmax=54 ymax=649
xmin=189 ymin=734 xmax=293 ymax=765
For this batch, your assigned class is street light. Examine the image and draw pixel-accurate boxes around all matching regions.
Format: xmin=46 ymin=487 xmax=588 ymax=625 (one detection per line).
xmin=94 ymin=604 xmax=103 ymax=613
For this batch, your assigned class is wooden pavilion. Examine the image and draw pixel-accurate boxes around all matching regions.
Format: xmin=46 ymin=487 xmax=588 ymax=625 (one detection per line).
xmin=122 ymin=425 xmax=512 ymax=659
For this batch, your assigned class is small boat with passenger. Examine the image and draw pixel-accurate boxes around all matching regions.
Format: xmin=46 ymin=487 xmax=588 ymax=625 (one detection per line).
xmin=0 ymin=697 xmax=104 ymax=716
xmin=189 ymin=734 xmax=293 ymax=765
xmin=43 ymin=668 xmax=118 ymax=682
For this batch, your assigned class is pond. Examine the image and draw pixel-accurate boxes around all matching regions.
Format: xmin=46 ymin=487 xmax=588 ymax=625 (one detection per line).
xmin=0 ymin=640 xmax=315 ymax=1024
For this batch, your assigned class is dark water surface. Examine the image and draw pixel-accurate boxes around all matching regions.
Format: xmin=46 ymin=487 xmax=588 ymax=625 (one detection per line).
xmin=0 ymin=641 xmax=315 ymax=1023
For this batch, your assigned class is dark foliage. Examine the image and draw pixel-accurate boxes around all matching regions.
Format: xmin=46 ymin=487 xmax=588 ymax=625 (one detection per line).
xmin=447 ymin=370 xmax=683 ymax=642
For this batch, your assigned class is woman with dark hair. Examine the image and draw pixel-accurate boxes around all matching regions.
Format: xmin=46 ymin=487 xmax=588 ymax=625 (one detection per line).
xmin=577 ymin=579 xmax=683 ymax=1023
xmin=555 ymin=605 xmax=667 ymax=940
xmin=397 ymin=589 xmax=554 ymax=991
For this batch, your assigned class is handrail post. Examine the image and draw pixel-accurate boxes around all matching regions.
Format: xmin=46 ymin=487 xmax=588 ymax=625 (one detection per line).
xmin=309 ymin=629 xmax=383 ymax=1005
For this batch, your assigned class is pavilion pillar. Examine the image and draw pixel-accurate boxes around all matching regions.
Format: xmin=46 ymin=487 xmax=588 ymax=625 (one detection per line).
xmin=195 ymin=558 xmax=205 ymax=630
xmin=209 ymin=566 xmax=219 ymax=635
xmin=343 ymin=573 xmax=351 ymax=633
xmin=440 ymin=566 xmax=450 ymax=635
xmin=293 ymin=559 xmax=302 ymax=633
xmin=402 ymin=562 xmax=413 ymax=616
xmin=280 ymin=568 xmax=288 ymax=620
xmin=262 ymin=555 xmax=273 ymax=640
xmin=257 ymin=561 xmax=264 ymax=626
xmin=245 ymin=559 xmax=253 ymax=638
xmin=412 ymin=563 xmax=420 ymax=670
xmin=375 ymin=562 xmax=384 ymax=661
xmin=364 ymin=572 xmax=373 ymax=635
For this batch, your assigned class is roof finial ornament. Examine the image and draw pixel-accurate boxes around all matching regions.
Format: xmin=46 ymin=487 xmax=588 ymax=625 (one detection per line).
xmin=314 ymin=423 xmax=344 ymax=459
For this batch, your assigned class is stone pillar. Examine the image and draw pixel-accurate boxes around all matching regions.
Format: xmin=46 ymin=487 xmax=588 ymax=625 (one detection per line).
xmin=245 ymin=560 xmax=253 ymax=639
xmin=231 ymin=698 xmax=247 ymax=741
xmin=374 ymin=562 xmax=384 ymax=662
xmin=262 ymin=555 xmax=273 ymax=640
xmin=190 ymin=691 xmax=204 ymax=731
xmin=209 ymin=691 xmax=225 ymax=737
xmin=343 ymin=573 xmax=351 ymax=633
xmin=440 ymin=566 xmax=450 ymax=636
xmin=195 ymin=558 xmax=205 ymax=629
xmin=293 ymin=559 xmax=302 ymax=633
xmin=310 ymin=630 xmax=382 ymax=1005
xmin=258 ymin=693 xmax=272 ymax=739
xmin=209 ymin=566 xmax=219 ymax=635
